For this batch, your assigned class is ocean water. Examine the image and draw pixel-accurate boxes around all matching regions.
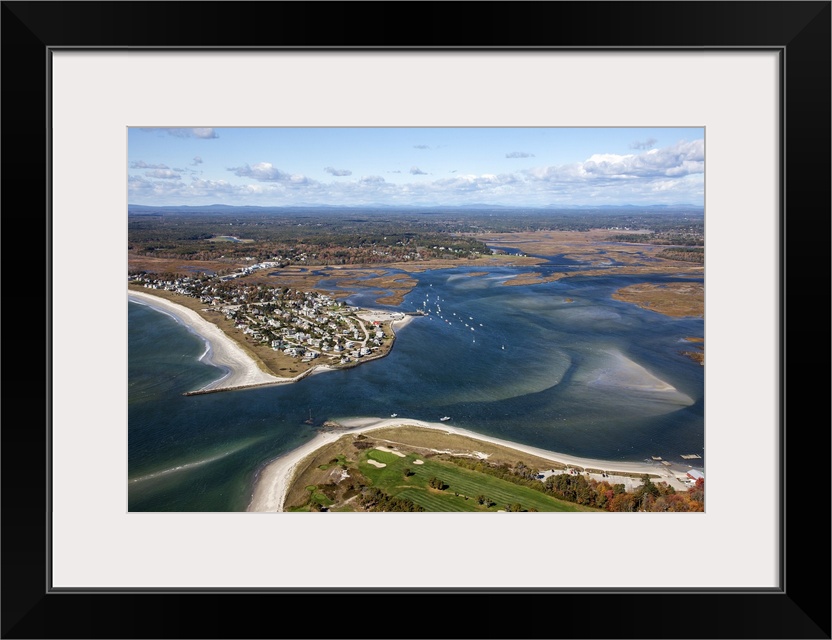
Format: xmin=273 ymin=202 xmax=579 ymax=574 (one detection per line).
xmin=128 ymin=261 xmax=704 ymax=511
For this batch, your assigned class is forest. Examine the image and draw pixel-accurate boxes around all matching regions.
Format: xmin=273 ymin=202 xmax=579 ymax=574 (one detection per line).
xmin=128 ymin=207 xmax=705 ymax=266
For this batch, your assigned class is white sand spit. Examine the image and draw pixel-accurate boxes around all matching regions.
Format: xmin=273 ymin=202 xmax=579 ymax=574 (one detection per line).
xmin=247 ymin=416 xmax=691 ymax=512
xmin=129 ymin=290 xmax=333 ymax=392
xmin=248 ymin=430 xmax=346 ymax=512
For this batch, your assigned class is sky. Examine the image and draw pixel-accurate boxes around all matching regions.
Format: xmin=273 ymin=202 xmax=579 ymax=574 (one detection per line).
xmin=128 ymin=127 xmax=704 ymax=208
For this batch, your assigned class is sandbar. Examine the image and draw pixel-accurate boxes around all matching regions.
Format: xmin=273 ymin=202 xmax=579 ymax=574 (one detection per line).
xmin=247 ymin=416 xmax=692 ymax=512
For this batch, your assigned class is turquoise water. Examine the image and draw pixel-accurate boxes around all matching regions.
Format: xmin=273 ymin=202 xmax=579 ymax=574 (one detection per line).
xmin=128 ymin=261 xmax=704 ymax=511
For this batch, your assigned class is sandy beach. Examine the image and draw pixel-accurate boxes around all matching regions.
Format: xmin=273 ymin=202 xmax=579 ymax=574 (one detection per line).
xmin=247 ymin=416 xmax=693 ymax=512
xmin=129 ymin=290 xmax=292 ymax=392
xmin=131 ymin=290 xmax=696 ymax=511
xmin=129 ymin=291 xmax=414 ymax=393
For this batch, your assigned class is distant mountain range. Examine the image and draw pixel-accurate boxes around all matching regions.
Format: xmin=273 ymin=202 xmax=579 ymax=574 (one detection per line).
xmin=128 ymin=203 xmax=703 ymax=215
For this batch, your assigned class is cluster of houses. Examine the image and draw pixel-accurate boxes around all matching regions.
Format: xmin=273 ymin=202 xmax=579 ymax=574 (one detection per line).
xmin=128 ymin=270 xmax=392 ymax=366
xmin=218 ymin=259 xmax=284 ymax=281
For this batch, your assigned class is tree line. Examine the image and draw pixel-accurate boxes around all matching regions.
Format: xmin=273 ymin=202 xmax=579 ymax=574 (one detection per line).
xmin=128 ymin=210 xmax=704 ymax=266
xmin=450 ymin=458 xmax=704 ymax=512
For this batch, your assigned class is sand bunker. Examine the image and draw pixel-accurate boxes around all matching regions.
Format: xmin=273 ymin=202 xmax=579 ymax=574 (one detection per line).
xmin=366 ymin=459 xmax=387 ymax=468
xmin=412 ymin=460 xmax=424 ymax=465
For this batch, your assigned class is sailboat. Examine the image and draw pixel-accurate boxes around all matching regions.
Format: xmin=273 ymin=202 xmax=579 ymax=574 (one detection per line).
xmin=304 ymin=409 xmax=314 ymax=425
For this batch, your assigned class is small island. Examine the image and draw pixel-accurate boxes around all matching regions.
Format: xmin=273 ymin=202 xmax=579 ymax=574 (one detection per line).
xmin=610 ymin=282 xmax=704 ymax=318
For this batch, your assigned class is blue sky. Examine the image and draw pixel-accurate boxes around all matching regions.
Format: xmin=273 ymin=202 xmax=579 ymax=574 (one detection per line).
xmin=128 ymin=127 xmax=704 ymax=207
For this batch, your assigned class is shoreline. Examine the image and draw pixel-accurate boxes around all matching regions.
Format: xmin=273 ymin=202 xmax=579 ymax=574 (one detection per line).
xmin=129 ymin=290 xmax=291 ymax=392
xmin=247 ymin=416 xmax=696 ymax=512
xmin=129 ymin=290 xmax=413 ymax=394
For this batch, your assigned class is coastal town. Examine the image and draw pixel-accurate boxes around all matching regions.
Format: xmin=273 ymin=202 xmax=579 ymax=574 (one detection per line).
xmin=127 ymin=128 xmax=707 ymax=518
xmin=128 ymin=259 xmax=407 ymax=374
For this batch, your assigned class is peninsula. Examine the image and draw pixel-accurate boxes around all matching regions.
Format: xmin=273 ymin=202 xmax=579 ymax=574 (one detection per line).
xmin=129 ymin=278 xmax=412 ymax=393
xmin=248 ymin=417 xmax=703 ymax=513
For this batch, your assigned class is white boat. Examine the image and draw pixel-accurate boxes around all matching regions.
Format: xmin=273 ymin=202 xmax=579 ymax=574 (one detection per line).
xmin=440 ymin=416 xmax=451 ymax=422
xmin=390 ymin=413 xmax=398 ymax=417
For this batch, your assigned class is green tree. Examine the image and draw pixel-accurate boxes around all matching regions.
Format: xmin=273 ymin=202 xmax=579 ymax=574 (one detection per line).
xmin=428 ymin=477 xmax=446 ymax=490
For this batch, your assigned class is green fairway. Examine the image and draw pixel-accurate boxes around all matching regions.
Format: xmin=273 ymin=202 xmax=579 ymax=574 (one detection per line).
xmin=358 ymin=450 xmax=595 ymax=512
xmin=395 ymin=488 xmax=481 ymax=512
xmin=366 ymin=449 xmax=403 ymax=464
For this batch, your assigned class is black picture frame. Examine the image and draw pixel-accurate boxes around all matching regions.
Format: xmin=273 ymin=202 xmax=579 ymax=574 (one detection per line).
xmin=3 ymin=2 xmax=829 ymax=638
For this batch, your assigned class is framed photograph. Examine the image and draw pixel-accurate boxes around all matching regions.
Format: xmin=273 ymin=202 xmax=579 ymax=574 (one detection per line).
xmin=4 ymin=1 xmax=829 ymax=638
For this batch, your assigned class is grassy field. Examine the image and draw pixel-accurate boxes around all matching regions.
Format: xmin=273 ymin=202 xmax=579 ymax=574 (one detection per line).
xmin=286 ymin=431 xmax=601 ymax=512
xmin=365 ymin=427 xmax=570 ymax=471
xmin=358 ymin=450 xmax=594 ymax=512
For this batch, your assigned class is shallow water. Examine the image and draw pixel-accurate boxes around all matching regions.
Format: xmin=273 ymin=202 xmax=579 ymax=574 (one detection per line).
xmin=129 ymin=259 xmax=704 ymax=511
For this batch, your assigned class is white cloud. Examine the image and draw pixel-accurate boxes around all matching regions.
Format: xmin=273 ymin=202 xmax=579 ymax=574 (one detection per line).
xmin=130 ymin=140 xmax=704 ymax=207
xmin=145 ymin=169 xmax=181 ymax=180
xmin=229 ymin=162 xmax=312 ymax=185
xmin=630 ymin=137 xmax=658 ymax=150
xmin=506 ymin=151 xmax=535 ymax=158
xmin=324 ymin=166 xmax=352 ymax=176
xmin=528 ymin=140 xmax=704 ymax=183
xmin=139 ymin=128 xmax=219 ymax=139
xmin=190 ymin=128 xmax=219 ymax=139
xmin=581 ymin=140 xmax=704 ymax=179
xmin=130 ymin=160 xmax=169 ymax=170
